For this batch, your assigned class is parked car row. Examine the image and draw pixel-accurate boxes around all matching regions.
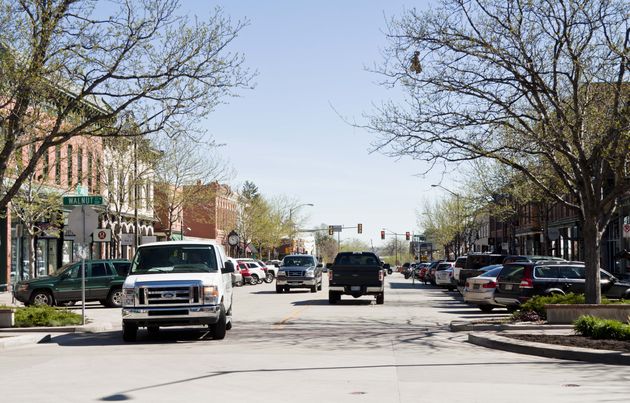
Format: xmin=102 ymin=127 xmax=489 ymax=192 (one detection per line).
xmin=462 ymin=260 xmax=630 ymax=312
xmin=13 ymin=255 xmax=283 ymax=308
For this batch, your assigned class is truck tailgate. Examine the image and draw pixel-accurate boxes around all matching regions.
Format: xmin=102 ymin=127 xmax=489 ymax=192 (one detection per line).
xmin=331 ymin=266 xmax=382 ymax=285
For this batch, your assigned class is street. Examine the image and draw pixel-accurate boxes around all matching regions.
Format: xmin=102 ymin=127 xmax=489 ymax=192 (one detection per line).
xmin=1 ymin=274 xmax=629 ymax=402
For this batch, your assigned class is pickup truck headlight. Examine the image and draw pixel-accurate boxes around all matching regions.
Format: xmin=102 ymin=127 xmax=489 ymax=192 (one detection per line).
xmin=305 ymin=268 xmax=315 ymax=277
xmin=203 ymin=286 xmax=219 ymax=304
xmin=278 ymin=270 xmax=286 ymax=276
xmin=123 ymin=288 xmax=135 ymax=306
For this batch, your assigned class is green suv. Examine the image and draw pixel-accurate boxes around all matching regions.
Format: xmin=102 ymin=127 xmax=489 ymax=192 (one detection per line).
xmin=14 ymin=259 xmax=130 ymax=308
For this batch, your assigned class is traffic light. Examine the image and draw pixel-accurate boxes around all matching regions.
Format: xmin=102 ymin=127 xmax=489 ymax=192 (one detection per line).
xmin=357 ymin=223 xmax=362 ymax=234
xmin=405 ymin=231 xmax=410 ymax=241
xmin=328 ymin=225 xmax=334 ymax=236
xmin=380 ymin=230 xmax=385 ymax=240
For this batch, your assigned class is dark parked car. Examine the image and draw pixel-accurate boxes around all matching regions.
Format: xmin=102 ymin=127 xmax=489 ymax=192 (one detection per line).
xmin=14 ymin=259 xmax=130 ymax=307
xmin=493 ymin=261 xmax=630 ymax=309
xmin=457 ymin=254 xmax=507 ymax=288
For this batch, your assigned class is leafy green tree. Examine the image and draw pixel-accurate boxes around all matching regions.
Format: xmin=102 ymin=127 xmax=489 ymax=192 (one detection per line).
xmin=368 ymin=0 xmax=629 ymax=303
xmin=314 ymin=224 xmax=337 ymax=263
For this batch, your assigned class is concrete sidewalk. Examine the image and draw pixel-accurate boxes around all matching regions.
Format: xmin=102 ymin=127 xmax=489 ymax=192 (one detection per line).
xmin=0 ymin=291 xmax=121 ymax=349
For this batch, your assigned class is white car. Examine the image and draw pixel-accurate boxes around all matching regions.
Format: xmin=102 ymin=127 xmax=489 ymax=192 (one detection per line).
xmin=122 ymin=240 xmax=234 ymax=341
xmin=435 ymin=261 xmax=456 ymax=291
xmin=236 ymin=259 xmax=267 ymax=285
xmin=227 ymin=258 xmax=244 ymax=287
xmin=463 ymin=265 xmax=504 ymax=312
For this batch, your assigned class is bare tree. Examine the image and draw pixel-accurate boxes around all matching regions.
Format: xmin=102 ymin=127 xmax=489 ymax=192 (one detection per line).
xmin=153 ymin=134 xmax=232 ymax=239
xmin=0 ymin=0 xmax=253 ymax=212
xmin=10 ymin=172 xmax=64 ymax=278
xmin=368 ymin=0 xmax=629 ymax=303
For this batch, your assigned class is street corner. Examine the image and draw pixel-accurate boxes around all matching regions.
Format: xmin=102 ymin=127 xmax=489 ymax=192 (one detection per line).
xmin=0 ymin=333 xmax=51 ymax=350
xmin=468 ymin=331 xmax=630 ymax=366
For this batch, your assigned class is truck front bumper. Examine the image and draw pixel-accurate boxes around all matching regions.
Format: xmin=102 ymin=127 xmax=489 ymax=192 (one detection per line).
xmin=276 ymin=277 xmax=317 ymax=287
xmin=122 ymin=305 xmax=221 ymax=327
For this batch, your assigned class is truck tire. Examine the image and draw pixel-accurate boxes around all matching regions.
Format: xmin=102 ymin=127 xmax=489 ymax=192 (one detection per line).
xmin=328 ymin=292 xmax=340 ymax=304
xmin=264 ymin=272 xmax=275 ymax=283
xmin=122 ymin=322 xmax=137 ymax=342
xmin=317 ymin=281 xmax=322 ymax=291
xmin=276 ymin=286 xmax=284 ymax=293
xmin=211 ymin=305 xmax=227 ymax=340
xmin=147 ymin=326 xmax=159 ymax=337
xmin=106 ymin=288 xmax=123 ymax=308
xmin=310 ymin=285 xmax=317 ymax=293
xmin=376 ymin=293 xmax=384 ymax=305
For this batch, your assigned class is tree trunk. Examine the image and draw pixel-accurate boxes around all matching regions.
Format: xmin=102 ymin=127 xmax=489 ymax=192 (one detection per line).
xmin=28 ymin=234 xmax=36 ymax=279
xmin=582 ymin=216 xmax=603 ymax=304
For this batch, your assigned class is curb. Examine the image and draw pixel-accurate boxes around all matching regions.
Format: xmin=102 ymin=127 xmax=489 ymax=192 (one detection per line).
xmin=0 ymin=323 xmax=114 ymax=333
xmin=0 ymin=333 xmax=51 ymax=350
xmin=468 ymin=332 xmax=630 ymax=366
xmin=450 ymin=321 xmax=573 ymax=332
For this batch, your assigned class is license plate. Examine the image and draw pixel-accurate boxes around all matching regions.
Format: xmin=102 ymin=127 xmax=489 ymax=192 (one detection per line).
xmin=473 ymin=284 xmax=480 ymax=290
xmin=351 ymin=286 xmax=360 ymax=291
xmin=505 ymin=284 xmax=513 ymax=290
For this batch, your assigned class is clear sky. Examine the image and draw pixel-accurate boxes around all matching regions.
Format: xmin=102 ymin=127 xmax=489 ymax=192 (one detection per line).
xmin=183 ymin=0 xmax=455 ymax=246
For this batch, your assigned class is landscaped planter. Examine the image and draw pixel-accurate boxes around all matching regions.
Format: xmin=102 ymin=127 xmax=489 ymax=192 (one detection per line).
xmin=0 ymin=308 xmax=15 ymax=328
xmin=545 ymin=304 xmax=630 ymax=324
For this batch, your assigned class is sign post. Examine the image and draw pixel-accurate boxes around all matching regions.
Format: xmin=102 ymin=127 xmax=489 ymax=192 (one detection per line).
xmin=64 ymin=195 xmax=103 ymax=325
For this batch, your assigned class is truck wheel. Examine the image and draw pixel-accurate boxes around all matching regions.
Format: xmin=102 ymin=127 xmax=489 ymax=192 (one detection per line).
xmin=328 ymin=292 xmax=340 ymax=304
xmin=30 ymin=290 xmax=53 ymax=306
xmin=122 ymin=322 xmax=137 ymax=342
xmin=106 ymin=288 xmax=123 ymax=308
xmin=275 ymin=286 xmax=284 ymax=293
xmin=210 ymin=305 xmax=227 ymax=340
xmin=479 ymin=305 xmax=494 ymax=313
xmin=310 ymin=285 xmax=317 ymax=293
xmin=264 ymin=273 xmax=274 ymax=283
xmin=376 ymin=293 xmax=384 ymax=305
xmin=317 ymin=281 xmax=322 ymax=291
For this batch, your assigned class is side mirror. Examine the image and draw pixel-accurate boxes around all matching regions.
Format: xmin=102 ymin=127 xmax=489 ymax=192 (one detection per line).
xmin=316 ymin=263 xmax=323 ymax=268
xmin=326 ymin=262 xmax=333 ymax=269
xmin=383 ymin=263 xmax=391 ymax=270
xmin=222 ymin=261 xmax=235 ymax=274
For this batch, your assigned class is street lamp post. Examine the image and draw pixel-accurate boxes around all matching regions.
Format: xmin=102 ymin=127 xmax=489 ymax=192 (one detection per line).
xmin=289 ymin=203 xmax=314 ymax=253
xmin=431 ymin=184 xmax=462 ymax=259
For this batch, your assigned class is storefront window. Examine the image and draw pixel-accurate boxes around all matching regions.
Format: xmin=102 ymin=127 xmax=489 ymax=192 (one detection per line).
xmin=62 ymin=240 xmax=73 ymax=265
xmin=36 ymin=239 xmax=47 ymax=277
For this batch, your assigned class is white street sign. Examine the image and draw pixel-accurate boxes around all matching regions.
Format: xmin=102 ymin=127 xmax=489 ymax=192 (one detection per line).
xmin=142 ymin=236 xmax=157 ymax=244
xmin=67 ymin=206 xmax=99 ymax=245
xmin=93 ymin=228 xmax=112 ymax=242
xmin=120 ymin=234 xmax=135 ymax=246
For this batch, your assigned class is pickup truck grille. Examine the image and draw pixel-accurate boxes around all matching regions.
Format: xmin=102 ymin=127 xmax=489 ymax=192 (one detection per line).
xmin=137 ymin=284 xmax=201 ymax=306
xmin=286 ymin=270 xmax=304 ymax=277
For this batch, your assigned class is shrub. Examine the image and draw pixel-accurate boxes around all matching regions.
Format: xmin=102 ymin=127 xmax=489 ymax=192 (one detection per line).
xmin=574 ymin=315 xmax=630 ymax=341
xmin=511 ymin=310 xmax=542 ymax=322
xmin=13 ymin=305 xmax=82 ymax=327
xmin=517 ymin=293 xmax=586 ymax=319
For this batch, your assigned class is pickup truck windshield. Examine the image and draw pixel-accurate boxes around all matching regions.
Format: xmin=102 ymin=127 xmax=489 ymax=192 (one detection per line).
xmin=334 ymin=253 xmax=380 ymax=266
xmin=282 ymin=256 xmax=315 ymax=267
xmin=130 ymin=245 xmax=218 ymax=274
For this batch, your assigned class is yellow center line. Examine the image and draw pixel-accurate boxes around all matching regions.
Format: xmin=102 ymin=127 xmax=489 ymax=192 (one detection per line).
xmin=273 ymin=307 xmax=308 ymax=327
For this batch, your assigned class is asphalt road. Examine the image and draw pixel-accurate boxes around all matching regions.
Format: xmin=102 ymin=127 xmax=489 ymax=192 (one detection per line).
xmin=2 ymin=274 xmax=630 ymax=402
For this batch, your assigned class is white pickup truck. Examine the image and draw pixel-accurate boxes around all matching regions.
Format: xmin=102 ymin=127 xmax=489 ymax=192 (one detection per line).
xmin=121 ymin=240 xmax=234 ymax=342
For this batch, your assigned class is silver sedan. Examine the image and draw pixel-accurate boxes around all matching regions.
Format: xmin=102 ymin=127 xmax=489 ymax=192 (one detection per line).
xmin=463 ymin=265 xmax=504 ymax=312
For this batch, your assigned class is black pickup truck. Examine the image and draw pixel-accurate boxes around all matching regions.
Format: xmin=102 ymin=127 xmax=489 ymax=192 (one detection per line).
xmin=327 ymin=252 xmax=385 ymax=304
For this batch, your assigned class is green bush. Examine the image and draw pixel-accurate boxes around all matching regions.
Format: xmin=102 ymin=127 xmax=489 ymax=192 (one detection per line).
xmin=13 ymin=305 xmax=82 ymax=327
xmin=574 ymin=315 xmax=630 ymax=341
xmin=517 ymin=293 xmax=586 ymax=319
